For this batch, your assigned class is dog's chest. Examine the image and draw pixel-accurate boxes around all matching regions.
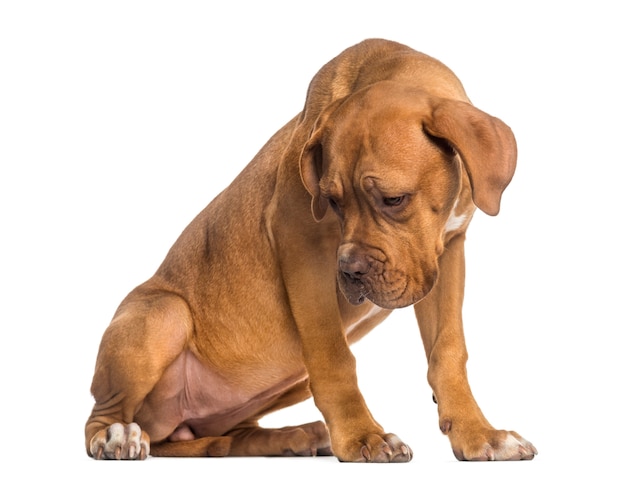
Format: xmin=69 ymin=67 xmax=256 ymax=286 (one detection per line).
xmin=444 ymin=199 xmax=469 ymax=234
xmin=342 ymin=303 xmax=392 ymax=343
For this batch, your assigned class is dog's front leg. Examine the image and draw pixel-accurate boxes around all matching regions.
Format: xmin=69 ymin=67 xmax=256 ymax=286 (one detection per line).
xmin=414 ymin=234 xmax=537 ymax=461
xmin=288 ymin=290 xmax=412 ymax=462
xmin=273 ymin=158 xmax=411 ymax=462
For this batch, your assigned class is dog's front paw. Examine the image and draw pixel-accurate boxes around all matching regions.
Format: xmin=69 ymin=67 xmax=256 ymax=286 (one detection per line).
xmin=336 ymin=432 xmax=412 ymax=463
xmin=447 ymin=425 xmax=537 ymax=461
xmin=90 ymin=423 xmax=150 ymax=460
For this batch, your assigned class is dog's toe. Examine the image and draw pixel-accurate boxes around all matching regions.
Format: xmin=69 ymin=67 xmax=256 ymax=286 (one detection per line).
xmin=452 ymin=430 xmax=537 ymax=461
xmin=494 ymin=432 xmax=537 ymax=460
xmin=339 ymin=432 xmax=412 ymax=463
xmin=283 ymin=421 xmax=332 ymax=456
xmin=90 ymin=423 xmax=150 ymax=460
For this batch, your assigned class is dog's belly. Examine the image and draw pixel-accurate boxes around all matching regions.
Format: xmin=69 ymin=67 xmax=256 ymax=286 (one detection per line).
xmin=132 ymin=301 xmax=391 ymax=442
xmin=134 ymin=350 xmax=307 ymax=442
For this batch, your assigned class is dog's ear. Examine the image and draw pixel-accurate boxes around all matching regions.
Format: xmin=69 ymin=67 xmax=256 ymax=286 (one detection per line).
xmin=423 ymin=99 xmax=517 ymax=216
xmin=299 ymin=127 xmax=329 ymax=222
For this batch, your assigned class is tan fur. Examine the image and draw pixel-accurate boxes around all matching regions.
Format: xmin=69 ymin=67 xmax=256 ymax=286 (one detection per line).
xmin=86 ymin=38 xmax=536 ymax=462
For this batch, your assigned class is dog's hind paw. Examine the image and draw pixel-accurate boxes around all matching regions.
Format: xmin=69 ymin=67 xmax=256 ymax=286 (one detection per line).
xmin=277 ymin=421 xmax=333 ymax=457
xmin=90 ymin=423 xmax=150 ymax=460
xmin=227 ymin=420 xmax=331 ymax=456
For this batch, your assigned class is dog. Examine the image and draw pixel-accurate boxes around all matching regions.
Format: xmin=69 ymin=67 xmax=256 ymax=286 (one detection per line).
xmin=86 ymin=38 xmax=536 ymax=462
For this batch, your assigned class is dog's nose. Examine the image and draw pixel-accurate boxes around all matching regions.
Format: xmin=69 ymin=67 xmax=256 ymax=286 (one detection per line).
xmin=339 ymin=254 xmax=370 ymax=280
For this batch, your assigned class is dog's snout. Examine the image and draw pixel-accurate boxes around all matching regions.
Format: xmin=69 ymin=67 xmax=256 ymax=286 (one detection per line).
xmin=339 ymin=254 xmax=370 ymax=280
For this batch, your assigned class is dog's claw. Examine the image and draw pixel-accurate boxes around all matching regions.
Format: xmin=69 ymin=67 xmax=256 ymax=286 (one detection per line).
xmin=349 ymin=433 xmax=412 ymax=463
xmin=360 ymin=444 xmax=371 ymax=461
xmin=518 ymin=443 xmax=538 ymax=460
xmin=94 ymin=446 xmax=104 ymax=460
xmin=386 ymin=434 xmax=413 ymax=463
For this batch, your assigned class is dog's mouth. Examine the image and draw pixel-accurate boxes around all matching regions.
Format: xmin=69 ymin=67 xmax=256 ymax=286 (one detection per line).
xmin=338 ymin=267 xmax=429 ymax=309
xmin=340 ymin=274 xmax=371 ymax=306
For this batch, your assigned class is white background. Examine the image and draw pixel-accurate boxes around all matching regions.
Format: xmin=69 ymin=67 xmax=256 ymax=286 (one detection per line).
xmin=1 ymin=1 xmax=624 ymax=477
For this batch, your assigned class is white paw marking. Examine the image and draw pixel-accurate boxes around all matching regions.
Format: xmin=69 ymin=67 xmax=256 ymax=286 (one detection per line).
xmin=494 ymin=433 xmax=530 ymax=460
xmin=91 ymin=422 xmax=149 ymax=459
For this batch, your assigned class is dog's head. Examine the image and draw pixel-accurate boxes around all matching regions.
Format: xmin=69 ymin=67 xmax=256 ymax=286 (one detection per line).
xmin=299 ymin=81 xmax=516 ymax=309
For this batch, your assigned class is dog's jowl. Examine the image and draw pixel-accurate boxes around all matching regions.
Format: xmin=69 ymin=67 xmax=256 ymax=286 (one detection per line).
xmin=86 ymin=38 xmax=536 ymax=462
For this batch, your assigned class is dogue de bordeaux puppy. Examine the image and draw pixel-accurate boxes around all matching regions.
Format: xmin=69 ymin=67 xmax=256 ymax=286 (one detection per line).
xmin=86 ymin=38 xmax=537 ymax=462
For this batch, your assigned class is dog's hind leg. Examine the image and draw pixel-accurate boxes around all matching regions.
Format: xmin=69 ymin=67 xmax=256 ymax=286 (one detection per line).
xmin=148 ymin=421 xmax=329 ymax=457
xmin=150 ymin=436 xmax=233 ymax=457
xmin=85 ymin=286 xmax=192 ymax=459
xmin=226 ymin=421 xmax=332 ymax=457
xmin=223 ymin=379 xmax=332 ymax=456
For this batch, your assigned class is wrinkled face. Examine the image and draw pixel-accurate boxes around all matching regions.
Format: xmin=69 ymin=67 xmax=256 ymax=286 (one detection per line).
xmin=315 ymin=87 xmax=463 ymax=308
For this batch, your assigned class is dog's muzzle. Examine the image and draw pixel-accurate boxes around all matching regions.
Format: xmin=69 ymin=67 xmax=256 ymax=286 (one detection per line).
xmin=337 ymin=248 xmax=411 ymax=308
xmin=337 ymin=246 xmax=437 ymax=309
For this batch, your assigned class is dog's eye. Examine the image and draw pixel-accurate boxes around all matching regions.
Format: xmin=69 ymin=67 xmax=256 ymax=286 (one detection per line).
xmin=383 ymin=196 xmax=405 ymax=207
xmin=328 ymin=197 xmax=341 ymax=213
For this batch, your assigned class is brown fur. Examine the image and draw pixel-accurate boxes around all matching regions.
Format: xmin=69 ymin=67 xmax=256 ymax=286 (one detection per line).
xmin=86 ymin=39 xmax=536 ymax=462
